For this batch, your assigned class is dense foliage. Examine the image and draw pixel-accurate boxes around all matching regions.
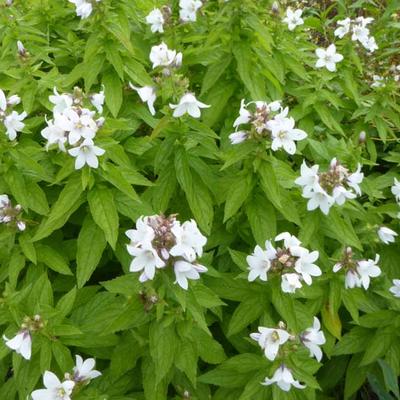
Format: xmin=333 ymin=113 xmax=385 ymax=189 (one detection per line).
xmin=0 ymin=0 xmax=400 ymax=399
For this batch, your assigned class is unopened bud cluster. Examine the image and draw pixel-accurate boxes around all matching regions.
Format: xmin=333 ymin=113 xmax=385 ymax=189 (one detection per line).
xmin=126 ymin=215 xmax=208 ymax=290
xmin=0 ymin=194 xmax=25 ymax=231
xmin=247 ymin=232 xmax=321 ymax=293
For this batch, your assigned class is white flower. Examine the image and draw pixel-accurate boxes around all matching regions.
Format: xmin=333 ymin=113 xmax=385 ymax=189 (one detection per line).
xmin=90 ymin=89 xmax=105 ymax=114
xmin=361 ymin=35 xmax=378 ymax=52
xmin=266 ymin=115 xmax=307 ymax=155
xmin=17 ymin=220 xmax=26 ymax=231
xmin=355 ymin=16 xmax=374 ymax=27
xmin=315 ymin=44 xmax=343 ymax=72
xmin=250 ymin=327 xmax=290 ymax=361
xmin=351 ymin=24 xmax=370 ymax=43
xmin=283 ymin=8 xmax=304 ymax=31
xmin=31 ymin=371 xmax=75 ymax=400
xmin=275 ymin=232 xmax=301 ymax=250
xmin=246 ymin=245 xmax=272 ymax=282
xmin=233 ymin=99 xmax=251 ymax=128
xmin=149 ymin=42 xmax=182 ymax=69
xmin=60 ymin=108 xmax=98 ymax=145
xmin=179 ymin=0 xmax=203 ymax=22
xmin=377 ymin=227 xmax=397 ymax=244
xmin=281 ymin=273 xmax=302 ymax=293
xmin=49 ymin=88 xmax=73 ymax=114
xmin=17 ymin=40 xmax=26 ymax=56
xmin=0 ymin=194 xmax=10 ymax=209
xmin=391 ymin=178 xmax=400 ymax=203
xmin=3 ymin=330 xmax=31 ymax=360
xmin=170 ymin=219 xmax=207 ymax=261
xmin=262 ymin=365 xmax=305 ymax=392
xmin=41 ymin=118 xmax=67 ymax=152
xmin=291 ymin=248 xmax=321 ymax=285
xmin=334 ymin=18 xmax=351 ymax=38
xmin=347 ymin=164 xmax=363 ymax=195
xmin=69 ymin=0 xmax=94 ymax=19
xmin=295 ymin=161 xmax=320 ymax=194
xmin=129 ymin=83 xmax=156 ymax=116
xmin=169 ymin=93 xmax=210 ymax=118
xmin=389 ymin=279 xmax=400 ymax=298
xmin=73 ymin=355 xmax=102 ymax=382
xmin=146 ymin=8 xmax=165 ymax=33
xmin=332 ymin=185 xmax=356 ymax=205
xmin=301 ymin=317 xmax=326 ymax=362
xmin=126 ymin=217 xmax=155 ymax=250
xmin=0 ymin=89 xmax=7 ymax=111
xmin=303 ymin=187 xmax=335 ymax=215
xmin=129 ymin=245 xmax=165 ymax=282
xmin=173 ymin=260 xmax=207 ymax=290
xmin=356 ymin=254 xmax=381 ymax=290
xmin=7 ymin=94 xmax=21 ymax=106
xmin=68 ymin=138 xmax=105 ymax=169
xmin=371 ymin=75 xmax=385 ymax=88
xmin=229 ymin=130 xmax=247 ymax=144
xmin=4 ymin=110 xmax=27 ymax=140
xmin=343 ymin=269 xmax=361 ymax=289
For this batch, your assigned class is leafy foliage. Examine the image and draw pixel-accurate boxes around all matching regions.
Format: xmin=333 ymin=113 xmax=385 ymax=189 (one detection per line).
xmin=0 ymin=0 xmax=400 ymax=399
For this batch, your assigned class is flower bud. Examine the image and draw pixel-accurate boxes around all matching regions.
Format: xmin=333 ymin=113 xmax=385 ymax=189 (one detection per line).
xmin=358 ymin=131 xmax=366 ymax=144
xmin=271 ymin=1 xmax=279 ymax=14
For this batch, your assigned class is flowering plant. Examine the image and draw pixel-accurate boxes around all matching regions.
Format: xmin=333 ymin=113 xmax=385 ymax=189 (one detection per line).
xmin=0 ymin=0 xmax=399 ymax=399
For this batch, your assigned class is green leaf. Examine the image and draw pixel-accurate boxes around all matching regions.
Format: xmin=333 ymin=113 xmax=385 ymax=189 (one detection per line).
xmin=33 ymin=175 xmax=85 ymax=242
xmin=76 ymin=215 xmax=107 ymax=288
xmin=246 ymin=194 xmax=276 ymax=244
xmin=224 ymin=173 xmax=253 ymax=222
xmin=228 ymin=294 xmax=266 ymax=336
xmin=321 ymin=302 xmax=342 ymax=340
xmin=103 ymin=71 xmax=123 ymax=117
xmin=87 ymin=186 xmax=119 ymax=249
xmin=149 ymin=320 xmax=176 ymax=384
xmin=174 ymin=148 xmax=213 ymax=234
xmin=36 ymin=244 xmax=73 ymax=275
xmin=101 ymin=164 xmax=140 ymax=202
xmin=324 ymin=208 xmax=362 ymax=250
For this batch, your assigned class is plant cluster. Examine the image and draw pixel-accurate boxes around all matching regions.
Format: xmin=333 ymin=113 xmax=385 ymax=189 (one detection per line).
xmin=0 ymin=0 xmax=399 ymax=399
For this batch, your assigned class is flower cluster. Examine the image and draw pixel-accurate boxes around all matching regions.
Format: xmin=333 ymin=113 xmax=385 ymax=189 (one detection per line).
xmin=247 ymin=232 xmax=321 ymax=293
xmin=131 ymin=42 xmax=209 ymax=119
xmin=229 ymin=100 xmax=307 ymax=155
xmin=295 ymin=158 xmax=363 ymax=215
xmin=0 ymin=89 xmax=27 ymax=141
xmin=334 ymin=16 xmax=378 ymax=53
xmin=31 ymin=355 xmax=101 ymax=400
xmin=282 ymin=8 xmax=304 ymax=31
xmin=41 ymin=87 xmax=105 ymax=170
xmin=333 ymin=247 xmax=381 ymax=289
xmin=251 ymin=318 xmax=325 ymax=391
xmin=0 ymin=194 xmax=26 ymax=231
xmin=69 ymin=0 xmax=101 ymax=19
xmin=3 ymin=315 xmax=43 ymax=360
xmin=125 ymin=215 xmax=208 ymax=290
